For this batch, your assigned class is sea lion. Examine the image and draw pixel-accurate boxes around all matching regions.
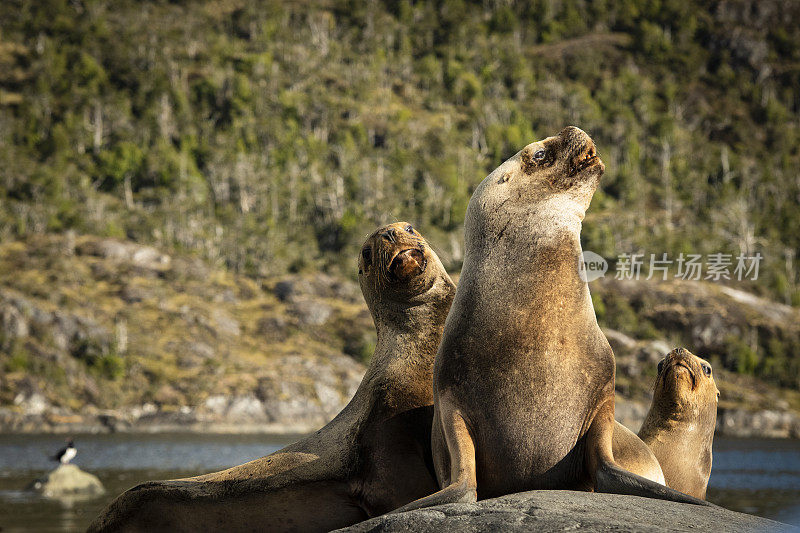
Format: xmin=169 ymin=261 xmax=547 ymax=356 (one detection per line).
xmin=638 ymin=347 xmax=719 ymax=499
xmin=88 ymin=222 xmax=456 ymax=532
xmin=392 ymin=126 xmax=711 ymax=513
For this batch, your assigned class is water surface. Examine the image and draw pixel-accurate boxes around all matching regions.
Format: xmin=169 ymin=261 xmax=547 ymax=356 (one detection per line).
xmin=0 ymin=434 xmax=798 ymax=531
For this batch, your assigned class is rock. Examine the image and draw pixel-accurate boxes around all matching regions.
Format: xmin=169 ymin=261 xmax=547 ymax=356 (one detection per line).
xmin=168 ymin=256 xmax=210 ymax=280
xmin=77 ymin=238 xmax=170 ymax=271
xmin=177 ymin=341 xmax=216 ymax=368
xmin=595 ymin=278 xmax=800 ymax=360
xmin=717 ymin=407 xmax=800 ymax=439
xmin=28 ymin=464 xmax=105 ymax=499
xmin=119 ymin=284 xmax=153 ymax=303
xmin=335 ymin=490 xmax=791 ymax=533
xmin=211 ymin=309 xmax=240 ymax=337
xmin=273 ymin=274 xmax=360 ymax=304
xmin=603 ymin=328 xmax=637 ymax=355
xmin=273 ymin=279 xmax=297 ymax=302
xmin=636 ymin=339 xmax=673 ymax=365
xmin=291 ymin=297 xmax=333 ymax=326
xmin=14 ymin=391 xmax=48 ymax=415
xmin=257 ymin=315 xmax=289 ymax=342
xmin=153 ymin=384 xmax=182 ymax=406
xmin=615 ymin=397 xmax=649 ymax=431
xmin=213 ymin=289 xmax=237 ymax=303
xmin=1 ymin=304 xmax=29 ymax=339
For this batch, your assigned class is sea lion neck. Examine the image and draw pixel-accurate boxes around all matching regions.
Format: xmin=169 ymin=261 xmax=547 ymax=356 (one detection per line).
xmin=370 ymin=275 xmax=455 ymax=340
xmin=354 ymin=274 xmax=454 ymax=417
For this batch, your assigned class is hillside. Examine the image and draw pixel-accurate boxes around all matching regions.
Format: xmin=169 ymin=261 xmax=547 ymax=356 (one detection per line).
xmin=0 ymin=1 xmax=799 ymax=431
xmin=1 ymin=234 xmax=799 ymax=436
xmin=2 ymin=0 xmax=799 ymax=290
xmin=0 ymin=234 xmax=369 ymax=432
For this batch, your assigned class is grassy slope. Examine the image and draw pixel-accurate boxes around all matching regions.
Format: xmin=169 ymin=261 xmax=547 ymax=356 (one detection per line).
xmin=1 ymin=234 xmax=799 ymax=427
xmin=0 ymin=234 xmax=371 ymax=414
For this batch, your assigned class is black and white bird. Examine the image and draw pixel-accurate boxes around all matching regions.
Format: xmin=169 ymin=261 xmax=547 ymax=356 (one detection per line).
xmin=51 ymin=438 xmax=76 ymax=464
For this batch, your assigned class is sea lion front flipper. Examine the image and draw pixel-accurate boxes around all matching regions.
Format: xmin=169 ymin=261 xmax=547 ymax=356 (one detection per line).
xmin=611 ymin=420 xmax=665 ymax=485
xmin=388 ymin=403 xmax=477 ymax=514
xmin=595 ymin=460 xmax=719 ymax=507
xmin=587 ymin=400 xmax=717 ymax=507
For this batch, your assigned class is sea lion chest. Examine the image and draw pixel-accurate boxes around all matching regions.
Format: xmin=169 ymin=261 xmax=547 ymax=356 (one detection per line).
xmin=434 ymin=275 xmax=613 ymax=496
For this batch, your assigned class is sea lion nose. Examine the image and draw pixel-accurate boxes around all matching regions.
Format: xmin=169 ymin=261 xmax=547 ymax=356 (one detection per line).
xmin=381 ymin=228 xmax=396 ymax=242
xmin=389 ymin=249 xmax=427 ymax=281
xmin=671 ymin=347 xmax=690 ymax=362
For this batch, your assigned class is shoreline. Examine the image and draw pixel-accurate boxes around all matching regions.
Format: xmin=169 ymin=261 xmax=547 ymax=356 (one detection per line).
xmin=3 ymin=401 xmax=799 ymax=438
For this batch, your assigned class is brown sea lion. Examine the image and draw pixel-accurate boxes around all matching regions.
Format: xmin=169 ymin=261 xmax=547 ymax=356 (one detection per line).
xmin=638 ymin=347 xmax=719 ymax=499
xmin=392 ymin=126 xmax=711 ymax=514
xmin=88 ymin=222 xmax=456 ymax=532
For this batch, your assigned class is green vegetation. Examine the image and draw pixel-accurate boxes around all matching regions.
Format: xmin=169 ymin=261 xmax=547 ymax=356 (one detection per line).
xmin=0 ymin=234 xmax=371 ymax=411
xmin=2 ymin=0 xmax=799 ymax=293
xmin=1 ymin=1 xmax=799 ymax=398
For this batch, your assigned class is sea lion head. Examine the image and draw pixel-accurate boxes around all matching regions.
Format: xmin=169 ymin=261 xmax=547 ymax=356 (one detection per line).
xmin=654 ymin=347 xmax=719 ymax=425
xmin=358 ymin=222 xmax=451 ymax=309
xmin=467 ymin=126 xmax=604 ymax=242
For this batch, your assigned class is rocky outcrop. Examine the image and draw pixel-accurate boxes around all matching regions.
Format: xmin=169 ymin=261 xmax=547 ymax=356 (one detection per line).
xmin=0 ymin=350 xmax=364 ymax=434
xmin=718 ymin=407 xmax=800 ymax=439
xmin=336 ymin=490 xmax=792 ymax=533
xmin=594 ymin=278 xmax=800 ymax=381
xmin=28 ymin=464 xmax=105 ymax=499
xmin=0 ymin=235 xmax=370 ymax=434
xmin=1 ymin=234 xmax=799 ymax=437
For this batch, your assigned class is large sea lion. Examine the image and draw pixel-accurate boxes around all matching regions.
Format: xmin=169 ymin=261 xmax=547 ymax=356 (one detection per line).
xmin=638 ymin=347 xmax=719 ymax=499
xmin=88 ymin=222 xmax=456 ymax=532
xmin=392 ymin=126 xmax=711 ymax=513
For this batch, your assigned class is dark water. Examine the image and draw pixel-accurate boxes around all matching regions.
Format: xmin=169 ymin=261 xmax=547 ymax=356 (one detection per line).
xmin=0 ymin=434 xmax=798 ymax=532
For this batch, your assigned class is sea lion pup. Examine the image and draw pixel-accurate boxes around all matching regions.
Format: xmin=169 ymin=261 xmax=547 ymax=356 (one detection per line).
xmin=638 ymin=347 xmax=719 ymax=499
xmin=88 ymin=222 xmax=456 ymax=533
xmin=392 ymin=126 xmax=711 ymax=514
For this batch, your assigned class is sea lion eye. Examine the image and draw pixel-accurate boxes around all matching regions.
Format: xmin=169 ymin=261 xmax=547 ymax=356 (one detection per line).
xmin=702 ymin=364 xmax=712 ymax=377
xmin=533 ymin=149 xmax=546 ymax=162
xmin=405 ymin=224 xmax=414 ymax=233
xmin=361 ymin=247 xmax=372 ymax=267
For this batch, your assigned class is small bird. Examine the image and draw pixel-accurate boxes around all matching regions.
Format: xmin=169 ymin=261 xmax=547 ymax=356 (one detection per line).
xmin=51 ymin=438 xmax=76 ymax=464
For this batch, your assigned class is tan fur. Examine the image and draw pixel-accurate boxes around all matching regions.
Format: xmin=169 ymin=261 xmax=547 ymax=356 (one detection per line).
xmin=612 ymin=421 xmax=666 ymax=485
xmin=88 ymin=223 xmax=456 ymax=533
xmin=638 ymin=348 xmax=719 ymax=499
xmin=392 ymin=127 xmax=712 ymax=513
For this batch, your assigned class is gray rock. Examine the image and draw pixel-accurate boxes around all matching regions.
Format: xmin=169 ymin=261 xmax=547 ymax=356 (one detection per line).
xmin=615 ymin=398 xmax=649 ymax=432
xmin=14 ymin=391 xmax=48 ymax=415
xmin=77 ymin=239 xmax=170 ymax=271
xmin=336 ymin=490 xmax=793 ymax=533
xmin=291 ymin=297 xmax=333 ymax=326
xmin=636 ymin=339 xmax=673 ymax=365
xmin=603 ymin=328 xmax=637 ymax=355
xmin=257 ymin=315 xmax=289 ymax=342
xmin=718 ymin=407 xmax=800 ymax=439
xmin=273 ymin=274 xmax=360 ymax=304
xmin=211 ymin=309 xmax=240 ymax=337
xmin=28 ymin=464 xmax=105 ymax=499
xmin=1 ymin=305 xmax=29 ymax=339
